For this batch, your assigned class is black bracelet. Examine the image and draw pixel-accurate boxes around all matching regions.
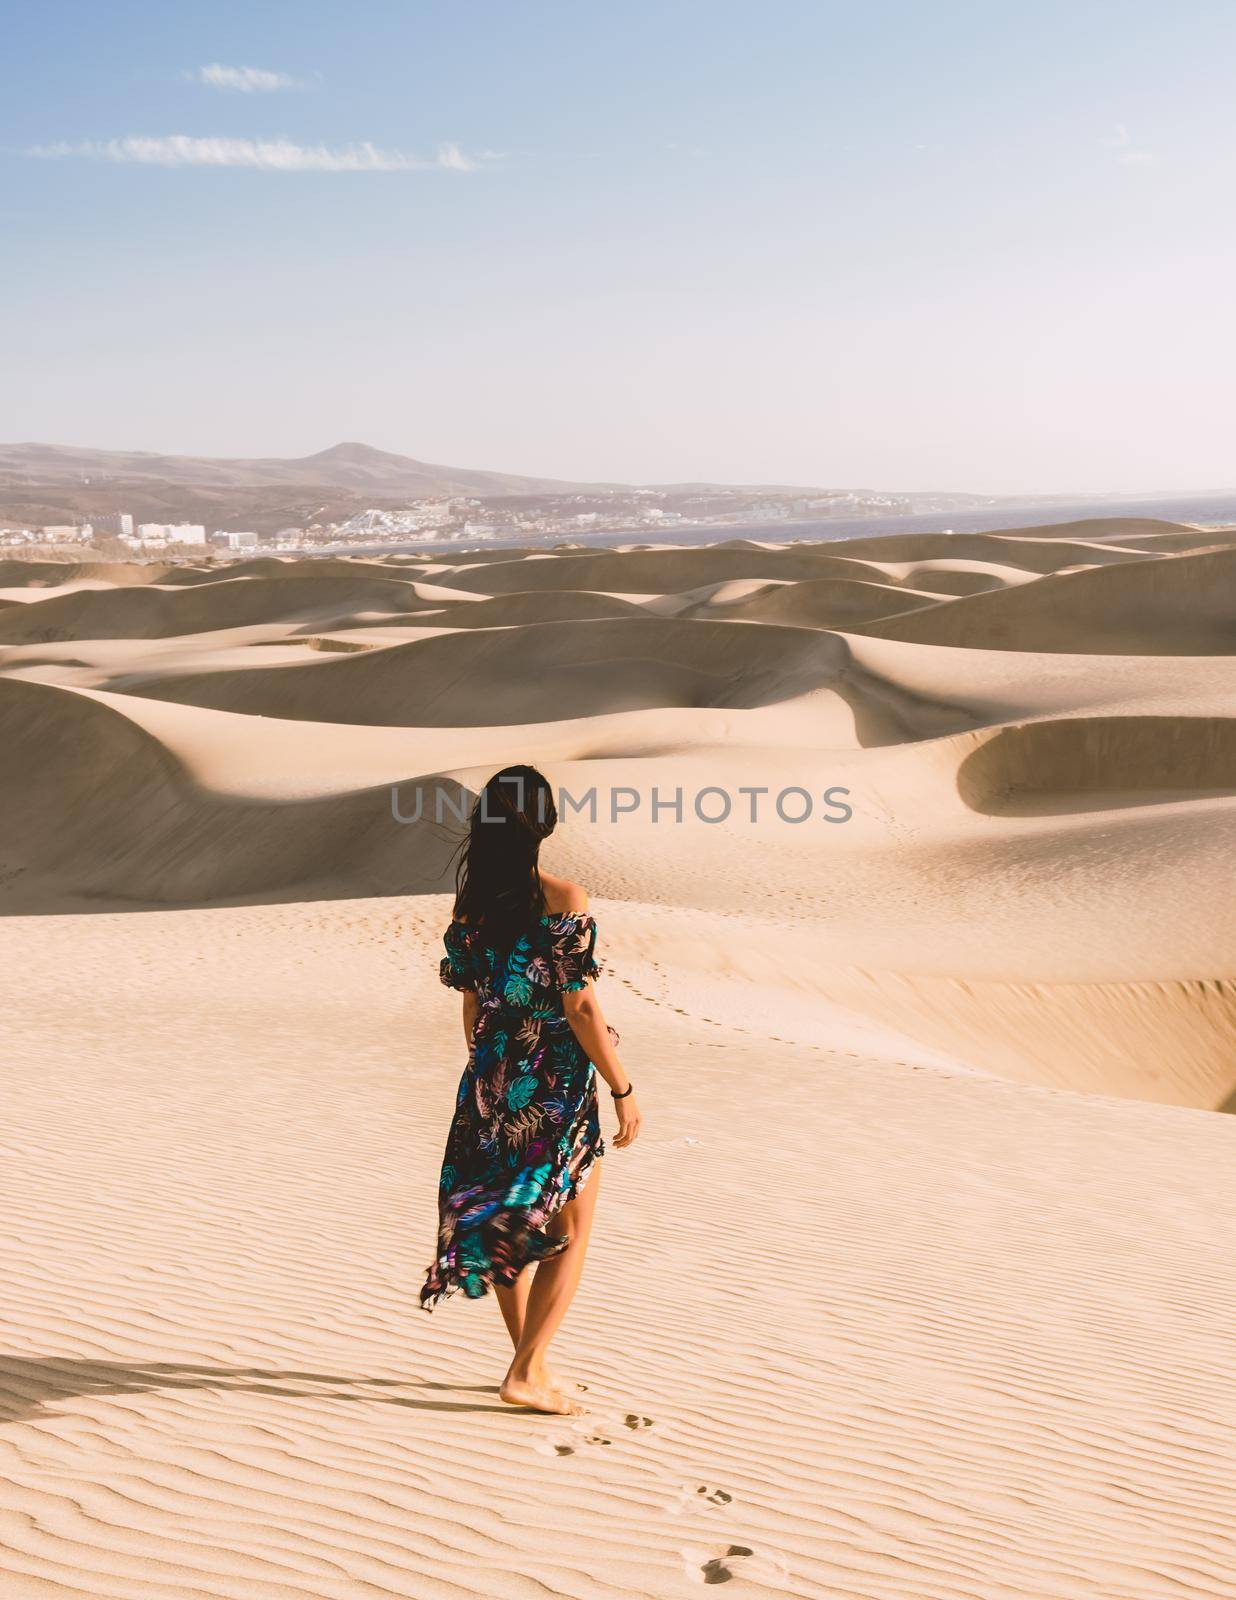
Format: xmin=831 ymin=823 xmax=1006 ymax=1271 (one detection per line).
xmin=611 ymin=1082 xmax=634 ymax=1099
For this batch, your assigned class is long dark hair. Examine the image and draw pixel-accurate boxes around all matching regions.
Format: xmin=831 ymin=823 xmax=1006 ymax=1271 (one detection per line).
xmin=452 ymin=765 xmax=558 ymax=945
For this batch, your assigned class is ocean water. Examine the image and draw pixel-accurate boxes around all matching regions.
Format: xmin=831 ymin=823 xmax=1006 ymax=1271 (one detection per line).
xmin=334 ymin=490 xmax=1236 ymax=558
xmin=674 ymin=491 xmax=1236 ymax=549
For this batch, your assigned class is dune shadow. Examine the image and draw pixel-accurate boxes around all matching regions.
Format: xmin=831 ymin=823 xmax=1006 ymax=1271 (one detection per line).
xmin=957 ymin=716 xmax=1236 ymax=816
xmin=0 ymin=1356 xmax=509 ymax=1425
xmin=0 ymin=674 xmax=475 ymax=917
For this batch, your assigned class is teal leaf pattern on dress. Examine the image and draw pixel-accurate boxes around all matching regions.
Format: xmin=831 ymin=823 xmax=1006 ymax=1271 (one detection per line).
xmin=504 ymin=1162 xmax=554 ymax=1208
xmin=507 ymin=1073 xmax=537 ymax=1110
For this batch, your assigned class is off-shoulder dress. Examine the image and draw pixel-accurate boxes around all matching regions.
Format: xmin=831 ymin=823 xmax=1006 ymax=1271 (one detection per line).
xmin=420 ymin=911 xmax=611 ymax=1310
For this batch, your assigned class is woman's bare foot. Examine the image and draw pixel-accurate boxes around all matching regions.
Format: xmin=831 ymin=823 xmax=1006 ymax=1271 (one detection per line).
xmin=500 ymin=1367 xmax=587 ymax=1416
xmin=543 ymin=1363 xmax=585 ymax=1394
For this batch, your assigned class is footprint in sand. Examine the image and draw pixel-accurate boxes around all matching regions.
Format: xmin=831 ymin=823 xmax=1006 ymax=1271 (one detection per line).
xmin=536 ymin=1427 xmax=614 ymax=1457
xmin=666 ymin=1483 xmax=734 ymax=1515
xmin=682 ymin=1543 xmax=789 ymax=1586
xmin=624 ymin=1413 xmax=654 ymax=1430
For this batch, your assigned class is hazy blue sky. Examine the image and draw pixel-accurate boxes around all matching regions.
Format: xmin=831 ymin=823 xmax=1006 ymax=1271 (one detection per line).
xmin=3 ymin=1 xmax=1234 ymax=492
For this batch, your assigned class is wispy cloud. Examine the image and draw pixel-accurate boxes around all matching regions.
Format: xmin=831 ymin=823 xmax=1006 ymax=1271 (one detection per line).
xmin=28 ymin=136 xmax=490 ymax=173
xmin=1103 ymin=123 xmax=1155 ymax=167
xmin=192 ymin=63 xmax=309 ymax=93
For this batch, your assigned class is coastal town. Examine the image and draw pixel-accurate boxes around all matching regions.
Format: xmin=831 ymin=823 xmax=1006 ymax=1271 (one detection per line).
xmin=0 ymin=485 xmax=926 ymax=555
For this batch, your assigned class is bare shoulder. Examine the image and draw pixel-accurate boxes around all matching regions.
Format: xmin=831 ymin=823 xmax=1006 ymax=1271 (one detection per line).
xmin=540 ymin=872 xmax=590 ymax=915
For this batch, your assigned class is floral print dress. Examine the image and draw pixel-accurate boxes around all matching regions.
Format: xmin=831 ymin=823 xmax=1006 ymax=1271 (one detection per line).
xmin=420 ymin=911 xmax=611 ymax=1311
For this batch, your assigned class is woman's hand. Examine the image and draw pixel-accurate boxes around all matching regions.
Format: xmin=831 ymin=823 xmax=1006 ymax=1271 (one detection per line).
xmin=613 ymin=1090 xmax=642 ymax=1149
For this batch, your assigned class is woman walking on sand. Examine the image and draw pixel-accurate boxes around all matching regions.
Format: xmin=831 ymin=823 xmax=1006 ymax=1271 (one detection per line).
xmin=420 ymin=764 xmax=642 ymax=1416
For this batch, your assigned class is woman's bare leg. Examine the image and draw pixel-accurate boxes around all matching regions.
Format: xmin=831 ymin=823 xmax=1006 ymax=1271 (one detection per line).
xmin=495 ymin=1268 xmax=579 ymax=1392
xmin=499 ymin=1163 xmax=601 ymax=1415
xmin=494 ymin=1267 xmax=530 ymax=1347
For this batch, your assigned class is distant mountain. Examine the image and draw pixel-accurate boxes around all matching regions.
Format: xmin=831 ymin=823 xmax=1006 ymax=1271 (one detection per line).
xmin=0 ymin=440 xmax=624 ymax=498
xmin=0 ymin=440 xmax=908 ymax=537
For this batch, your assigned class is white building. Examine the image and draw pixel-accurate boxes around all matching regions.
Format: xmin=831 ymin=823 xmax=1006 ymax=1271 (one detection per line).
xmin=224 ymin=531 xmax=259 ymax=549
xmin=92 ymin=511 xmax=134 ymax=537
xmin=135 ymin=521 xmax=206 ymax=544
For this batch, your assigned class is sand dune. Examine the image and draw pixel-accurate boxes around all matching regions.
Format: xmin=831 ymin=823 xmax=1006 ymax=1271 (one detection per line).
xmin=0 ymin=558 xmax=180 ymax=588
xmin=808 ymin=529 xmax=1150 ymax=569
xmin=956 ymin=514 xmax=1198 ymax=541
xmin=396 ymin=587 xmax=652 ymax=627
xmin=673 ymin=574 xmax=948 ymax=627
xmin=120 ymin=616 xmax=861 ymax=726
xmin=0 ymin=676 xmax=463 ymax=906
xmin=858 ymin=544 xmax=1236 ymax=653
xmin=0 ymin=570 xmax=440 ymax=642
xmin=957 ymin=714 xmax=1236 ymax=813
xmin=1 ymin=520 xmax=1235 ymax=1597
xmin=863 ymin=556 xmax=1040 ymax=595
xmin=436 ymin=544 xmax=889 ymax=594
xmin=1095 ymin=527 xmax=1236 ymax=554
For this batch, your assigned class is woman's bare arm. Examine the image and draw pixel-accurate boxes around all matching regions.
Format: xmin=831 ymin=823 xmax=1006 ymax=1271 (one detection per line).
xmin=561 ymin=984 xmax=625 ymax=1090
xmin=562 ymin=982 xmax=642 ymax=1148
xmin=462 ymin=990 xmax=479 ymax=1050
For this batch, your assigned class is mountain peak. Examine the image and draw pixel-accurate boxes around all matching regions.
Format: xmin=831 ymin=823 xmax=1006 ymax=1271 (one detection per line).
xmin=300 ymin=441 xmax=417 ymax=467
